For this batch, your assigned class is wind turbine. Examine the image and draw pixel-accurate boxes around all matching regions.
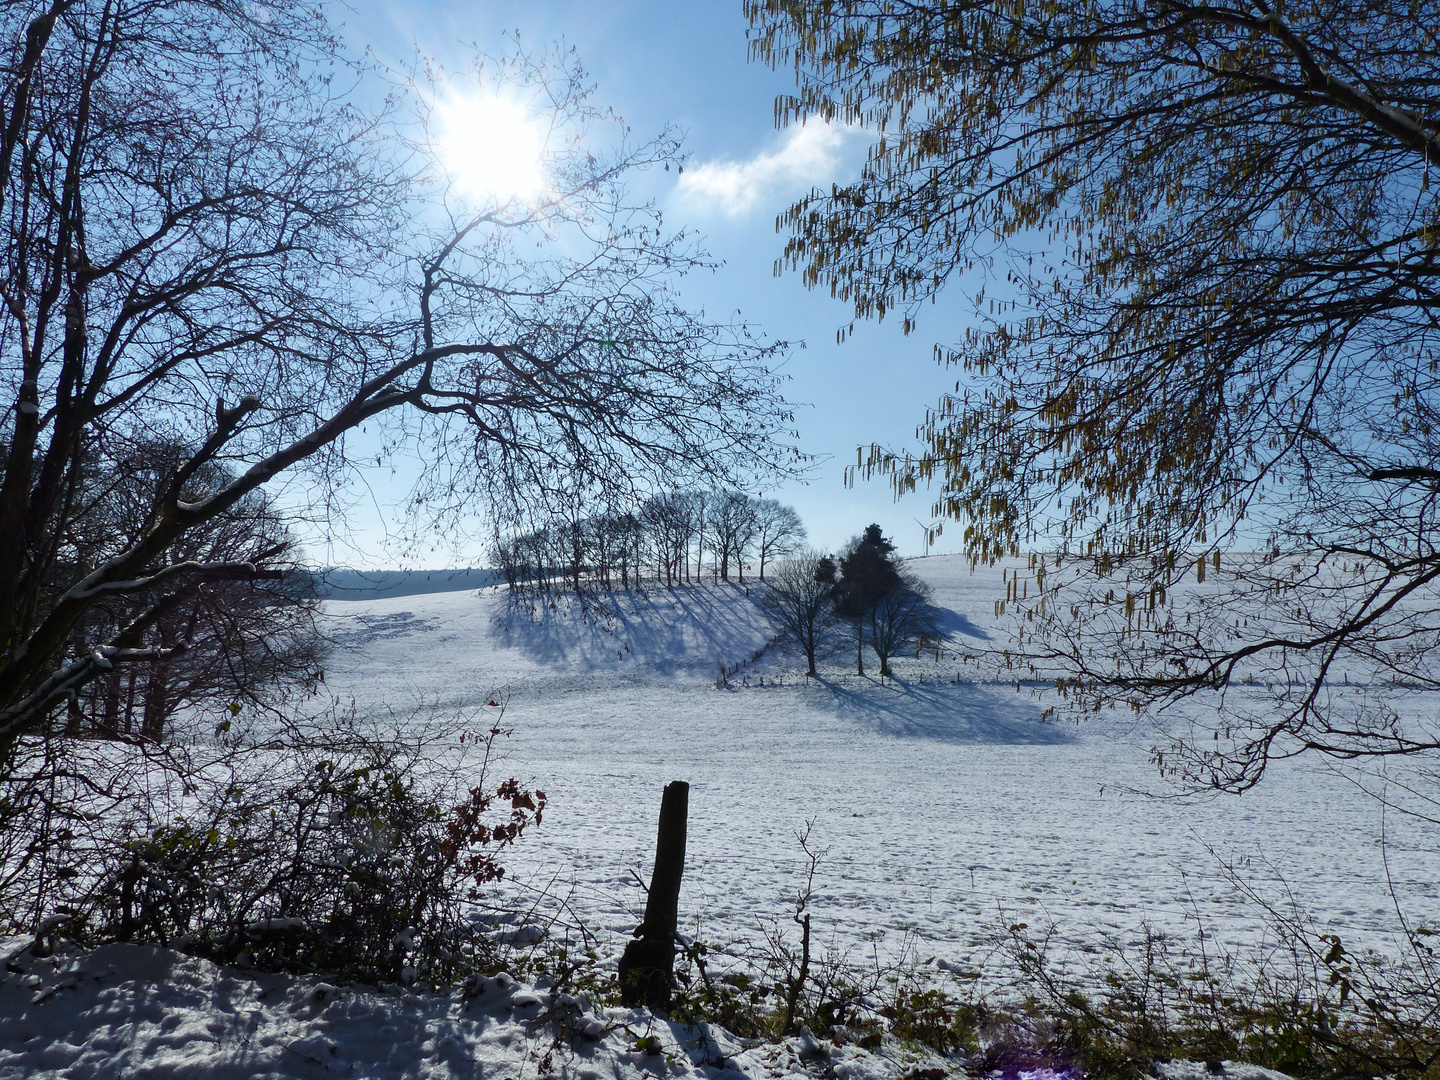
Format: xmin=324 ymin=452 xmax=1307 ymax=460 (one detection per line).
xmin=913 ymin=516 xmax=942 ymax=558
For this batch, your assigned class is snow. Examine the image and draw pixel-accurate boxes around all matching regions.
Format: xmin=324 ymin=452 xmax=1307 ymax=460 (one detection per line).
xmin=1157 ymin=1065 xmax=1296 ymax=1080
xmin=0 ymin=935 xmax=956 ymax=1079
xmin=4 ymin=555 xmax=1435 ymax=1077
xmin=318 ymin=559 xmax=1438 ymax=971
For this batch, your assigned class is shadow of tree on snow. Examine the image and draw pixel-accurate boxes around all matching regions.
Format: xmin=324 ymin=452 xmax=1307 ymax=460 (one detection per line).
xmin=812 ymin=675 xmax=1071 ymax=744
xmin=489 ymin=583 xmax=775 ymax=676
xmin=929 ymin=604 xmax=992 ymax=641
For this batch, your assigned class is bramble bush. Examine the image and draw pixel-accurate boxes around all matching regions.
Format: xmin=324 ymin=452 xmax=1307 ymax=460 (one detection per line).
xmin=2 ymin=703 xmax=544 ymax=987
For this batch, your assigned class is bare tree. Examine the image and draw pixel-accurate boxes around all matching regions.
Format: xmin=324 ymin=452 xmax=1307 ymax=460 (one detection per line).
xmin=686 ymin=490 xmax=708 ymax=580
xmin=69 ymin=444 xmax=321 ymax=741
xmin=709 ymin=492 xmax=759 ymax=582
xmin=640 ymin=491 xmax=692 ymax=587
xmin=865 ymin=569 xmax=937 ymax=679
xmin=753 ymin=498 xmax=806 ymax=580
xmin=559 ymin=511 xmax=590 ymax=594
xmin=611 ymin=511 xmax=643 ymax=590
xmin=590 ymin=510 xmax=624 ymax=588
xmin=758 ymin=550 xmax=837 ymax=676
xmin=0 ymin=2 xmax=798 ymax=760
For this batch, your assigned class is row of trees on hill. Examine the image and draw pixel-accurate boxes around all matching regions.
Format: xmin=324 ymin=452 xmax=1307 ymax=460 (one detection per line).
xmin=762 ymin=525 xmax=939 ymax=678
xmin=491 ymin=492 xmax=806 ymax=591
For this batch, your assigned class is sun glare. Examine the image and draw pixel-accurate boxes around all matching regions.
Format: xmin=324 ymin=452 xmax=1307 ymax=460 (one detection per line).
xmin=437 ymin=96 xmax=547 ymax=202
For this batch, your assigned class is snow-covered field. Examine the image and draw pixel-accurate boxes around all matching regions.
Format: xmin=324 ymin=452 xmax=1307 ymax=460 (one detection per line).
xmin=4 ymin=555 xmax=1435 ymax=1079
xmin=319 ymin=556 xmax=1438 ymax=971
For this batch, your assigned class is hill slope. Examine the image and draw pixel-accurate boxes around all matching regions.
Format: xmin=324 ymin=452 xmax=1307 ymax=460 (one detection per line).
xmin=317 ymin=558 xmax=1437 ymax=973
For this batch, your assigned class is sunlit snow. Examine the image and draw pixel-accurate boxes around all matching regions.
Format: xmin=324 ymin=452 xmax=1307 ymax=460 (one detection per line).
xmin=320 ymin=555 xmax=1437 ymax=969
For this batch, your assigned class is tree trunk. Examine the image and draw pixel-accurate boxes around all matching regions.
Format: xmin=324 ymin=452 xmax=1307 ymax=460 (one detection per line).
xmin=101 ymin=669 xmax=121 ymax=735
xmin=618 ymin=780 xmax=689 ymax=1010
xmin=122 ymin=670 xmax=137 ymax=736
xmin=140 ymin=662 xmax=166 ymax=742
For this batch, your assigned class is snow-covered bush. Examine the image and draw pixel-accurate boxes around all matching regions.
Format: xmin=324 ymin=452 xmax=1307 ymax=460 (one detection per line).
xmin=2 ymin=706 xmax=544 ymax=986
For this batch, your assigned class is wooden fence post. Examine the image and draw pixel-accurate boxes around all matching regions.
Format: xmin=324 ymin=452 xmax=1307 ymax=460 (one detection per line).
xmin=618 ymin=779 xmax=689 ymax=1009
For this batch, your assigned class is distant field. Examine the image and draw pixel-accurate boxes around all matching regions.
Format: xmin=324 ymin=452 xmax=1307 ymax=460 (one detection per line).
xmin=320 ymin=556 xmax=1438 ymax=978
xmin=311 ymin=567 xmax=501 ymax=599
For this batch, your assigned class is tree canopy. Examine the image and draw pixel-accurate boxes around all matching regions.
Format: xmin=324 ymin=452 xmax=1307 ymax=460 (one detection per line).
xmin=749 ymin=0 xmax=1440 ymax=788
xmin=0 ymin=0 xmax=798 ymax=758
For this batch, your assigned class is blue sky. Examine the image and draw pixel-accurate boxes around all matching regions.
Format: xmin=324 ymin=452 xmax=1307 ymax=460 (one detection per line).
xmin=324 ymin=1 xmax=978 ymax=566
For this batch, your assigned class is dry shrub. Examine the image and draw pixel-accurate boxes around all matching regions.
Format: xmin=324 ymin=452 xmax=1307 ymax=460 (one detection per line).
xmin=0 ymin=701 xmax=544 ymax=986
xmin=998 ymin=912 xmax=1440 ymax=1080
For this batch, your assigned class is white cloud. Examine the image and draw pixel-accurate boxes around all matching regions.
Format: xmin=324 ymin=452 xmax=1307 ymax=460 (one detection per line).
xmin=677 ymin=123 xmax=853 ymax=216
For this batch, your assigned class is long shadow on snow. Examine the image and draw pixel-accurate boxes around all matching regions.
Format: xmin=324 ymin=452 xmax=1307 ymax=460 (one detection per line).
xmin=491 ymin=583 xmax=774 ymax=674
xmin=813 ymin=676 xmax=1071 ymax=744
xmin=930 ymin=604 xmax=992 ymax=640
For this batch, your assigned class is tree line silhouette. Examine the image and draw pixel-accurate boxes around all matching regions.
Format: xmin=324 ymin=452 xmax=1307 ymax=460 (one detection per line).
xmin=491 ymin=491 xmax=805 ymax=591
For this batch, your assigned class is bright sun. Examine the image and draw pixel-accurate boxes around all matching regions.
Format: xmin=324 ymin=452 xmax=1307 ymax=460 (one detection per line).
xmin=437 ymin=96 xmax=547 ymax=202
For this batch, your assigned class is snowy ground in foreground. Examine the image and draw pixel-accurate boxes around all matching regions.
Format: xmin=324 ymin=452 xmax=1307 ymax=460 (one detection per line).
xmin=0 ymin=934 xmax=933 ymax=1080
xmin=0 ymin=935 xmax=1305 ymax=1080
xmin=318 ymin=556 xmax=1438 ymax=972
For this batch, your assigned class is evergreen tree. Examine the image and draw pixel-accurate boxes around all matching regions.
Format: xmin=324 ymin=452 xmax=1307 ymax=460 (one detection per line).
xmin=835 ymin=525 xmax=901 ymax=676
